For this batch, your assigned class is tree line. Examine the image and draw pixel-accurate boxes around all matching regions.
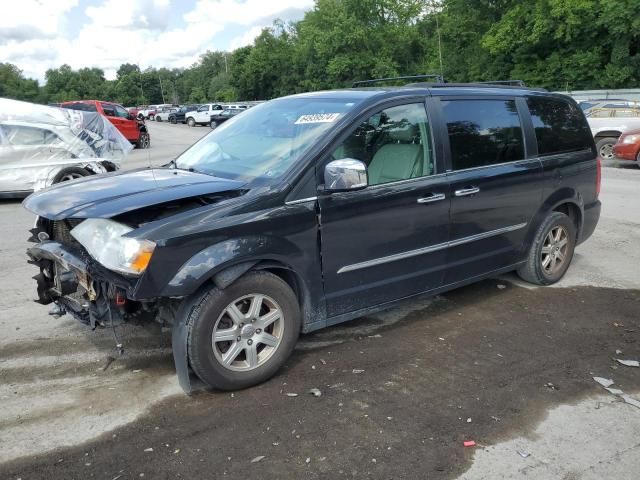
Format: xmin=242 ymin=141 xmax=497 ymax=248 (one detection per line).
xmin=1 ymin=0 xmax=638 ymax=106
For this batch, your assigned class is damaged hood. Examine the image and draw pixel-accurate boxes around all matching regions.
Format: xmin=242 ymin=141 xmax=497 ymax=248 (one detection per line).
xmin=23 ymin=168 xmax=247 ymax=220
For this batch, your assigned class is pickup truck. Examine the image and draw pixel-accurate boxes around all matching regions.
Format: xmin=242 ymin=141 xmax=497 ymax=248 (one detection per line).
xmin=185 ymin=104 xmax=224 ymax=126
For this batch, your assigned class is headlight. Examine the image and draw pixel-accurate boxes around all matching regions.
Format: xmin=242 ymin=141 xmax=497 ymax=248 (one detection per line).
xmin=71 ymin=218 xmax=155 ymax=275
xmin=622 ymin=134 xmax=640 ymax=144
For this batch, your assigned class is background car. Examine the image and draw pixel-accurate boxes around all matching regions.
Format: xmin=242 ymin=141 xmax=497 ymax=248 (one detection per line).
xmin=613 ymin=128 xmax=640 ymax=165
xmin=137 ymin=105 xmax=157 ymax=120
xmin=0 ymin=98 xmax=132 ymax=198
xmin=61 ymin=100 xmax=150 ymax=149
xmin=585 ymin=105 xmax=640 ymax=159
xmin=209 ymin=109 xmax=243 ymax=129
xmin=154 ymin=106 xmax=178 ymax=122
xmin=185 ymin=103 xmax=224 ymax=126
xmin=167 ymin=105 xmax=198 ymax=124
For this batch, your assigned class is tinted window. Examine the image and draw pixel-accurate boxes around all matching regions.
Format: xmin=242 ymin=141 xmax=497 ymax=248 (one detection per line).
xmin=114 ymin=105 xmax=130 ymax=118
xmin=442 ymin=99 xmax=524 ymax=170
xmin=332 ymin=103 xmax=434 ymax=185
xmin=527 ymin=97 xmax=592 ymax=155
xmin=61 ymin=102 xmax=97 ymax=112
xmin=101 ymin=103 xmax=116 ymax=116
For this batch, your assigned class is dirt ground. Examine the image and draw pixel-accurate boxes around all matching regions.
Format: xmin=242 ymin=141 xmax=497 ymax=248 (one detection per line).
xmin=1 ymin=280 xmax=638 ymax=480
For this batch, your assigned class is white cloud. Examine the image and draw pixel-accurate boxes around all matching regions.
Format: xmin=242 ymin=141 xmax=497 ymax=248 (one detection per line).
xmin=0 ymin=0 xmax=313 ymax=83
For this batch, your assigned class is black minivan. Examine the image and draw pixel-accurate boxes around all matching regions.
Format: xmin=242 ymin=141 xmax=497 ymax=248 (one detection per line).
xmin=24 ymin=82 xmax=601 ymax=392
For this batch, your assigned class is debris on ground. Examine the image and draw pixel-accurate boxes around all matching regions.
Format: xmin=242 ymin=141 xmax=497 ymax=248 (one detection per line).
xmin=593 ymin=377 xmax=615 ymax=388
xmin=101 ymin=356 xmax=116 ymax=371
xmin=616 ymin=359 xmax=639 ymax=368
xmin=615 ymin=349 xmax=623 ymax=355
xmin=544 ymin=382 xmax=558 ymax=390
xmin=309 ymin=388 xmax=322 ymax=397
xmin=143 ymin=448 xmax=153 ymax=452
xmin=251 ymin=456 xmax=265 ymax=463
xmin=593 ymin=377 xmax=640 ymax=410
xmin=367 ymin=334 xmax=382 ymax=338
xmin=516 ymin=450 xmax=530 ymax=458
xmin=497 ymin=284 xmax=507 ymax=289
xmin=463 ymin=441 xmax=476 ymax=447
xmin=466 ymin=418 xmax=472 ymax=423
xmin=285 ymin=393 xmax=298 ymax=397
xmin=352 ymin=369 xmax=365 ymax=374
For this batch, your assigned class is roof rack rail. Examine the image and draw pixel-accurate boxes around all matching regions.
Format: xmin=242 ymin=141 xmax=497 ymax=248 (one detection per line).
xmin=352 ymin=74 xmax=444 ymax=88
xmin=474 ymin=80 xmax=526 ymax=87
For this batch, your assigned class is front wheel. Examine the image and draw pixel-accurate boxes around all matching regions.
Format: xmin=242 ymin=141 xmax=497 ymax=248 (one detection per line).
xmin=136 ymin=131 xmax=150 ymax=149
xmin=170 ymin=116 xmax=177 ymax=124
xmin=517 ymin=212 xmax=576 ymax=285
xmin=596 ymin=137 xmax=617 ymax=160
xmin=156 ymin=115 xmax=162 ymax=122
xmin=186 ymin=271 xmax=300 ymax=390
xmin=187 ymin=117 xmax=196 ymax=127
xmin=210 ymin=120 xmax=218 ymax=129
xmin=53 ymin=167 xmax=89 ymax=184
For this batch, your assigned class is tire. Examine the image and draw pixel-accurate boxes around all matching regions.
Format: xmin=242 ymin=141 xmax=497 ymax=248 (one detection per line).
xmin=52 ymin=167 xmax=89 ymax=184
xmin=517 ymin=212 xmax=577 ymax=285
xmin=170 ymin=116 xmax=177 ymax=124
xmin=210 ymin=120 xmax=218 ymax=129
xmin=187 ymin=117 xmax=196 ymax=127
xmin=186 ymin=271 xmax=301 ymax=390
xmin=136 ymin=131 xmax=150 ymax=149
xmin=156 ymin=115 xmax=162 ymax=122
xmin=596 ymin=137 xmax=617 ymax=160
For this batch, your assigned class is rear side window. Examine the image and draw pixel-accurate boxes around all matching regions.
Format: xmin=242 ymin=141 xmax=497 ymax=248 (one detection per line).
xmin=61 ymin=102 xmax=97 ymax=112
xmin=101 ymin=103 xmax=117 ymax=116
xmin=442 ymin=99 xmax=524 ymax=170
xmin=527 ymin=97 xmax=592 ymax=155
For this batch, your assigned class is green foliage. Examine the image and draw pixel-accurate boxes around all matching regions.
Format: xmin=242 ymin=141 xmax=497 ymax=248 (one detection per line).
xmin=2 ymin=0 xmax=639 ymax=106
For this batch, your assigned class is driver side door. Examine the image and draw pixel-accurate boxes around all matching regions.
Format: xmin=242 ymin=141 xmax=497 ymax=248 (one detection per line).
xmin=318 ymin=101 xmax=451 ymax=319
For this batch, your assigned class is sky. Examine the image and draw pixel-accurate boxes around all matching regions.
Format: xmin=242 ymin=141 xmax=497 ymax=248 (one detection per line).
xmin=0 ymin=0 xmax=315 ymax=83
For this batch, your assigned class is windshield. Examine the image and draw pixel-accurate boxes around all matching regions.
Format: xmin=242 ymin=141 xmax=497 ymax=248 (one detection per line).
xmin=175 ymin=97 xmax=359 ymax=184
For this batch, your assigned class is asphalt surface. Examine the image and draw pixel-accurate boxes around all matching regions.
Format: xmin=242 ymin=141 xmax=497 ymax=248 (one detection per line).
xmin=0 ymin=123 xmax=639 ymax=479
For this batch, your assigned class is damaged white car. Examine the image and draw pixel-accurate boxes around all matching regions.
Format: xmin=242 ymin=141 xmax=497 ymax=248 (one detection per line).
xmin=0 ymin=98 xmax=132 ymax=198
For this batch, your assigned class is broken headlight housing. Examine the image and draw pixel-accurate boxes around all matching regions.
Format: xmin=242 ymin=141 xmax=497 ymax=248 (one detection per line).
xmin=71 ymin=218 xmax=155 ymax=276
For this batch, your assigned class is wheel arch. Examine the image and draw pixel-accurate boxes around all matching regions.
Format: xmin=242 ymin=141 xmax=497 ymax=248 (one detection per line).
xmin=525 ymin=189 xmax=584 ymax=250
xmin=594 ymin=130 xmax=621 ymax=140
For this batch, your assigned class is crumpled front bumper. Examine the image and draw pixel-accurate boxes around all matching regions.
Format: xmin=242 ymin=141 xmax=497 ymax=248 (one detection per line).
xmin=26 ymin=241 xmax=133 ymax=326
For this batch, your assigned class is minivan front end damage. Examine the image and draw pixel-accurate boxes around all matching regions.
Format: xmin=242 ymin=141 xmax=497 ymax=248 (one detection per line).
xmin=26 ymin=217 xmax=160 ymax=329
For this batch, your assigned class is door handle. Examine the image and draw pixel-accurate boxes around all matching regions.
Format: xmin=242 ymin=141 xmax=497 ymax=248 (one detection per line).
xmin=454 ymin=186 xmax=480 ymax=197
xmin=417 ymin=193 xmax=446 ymax=204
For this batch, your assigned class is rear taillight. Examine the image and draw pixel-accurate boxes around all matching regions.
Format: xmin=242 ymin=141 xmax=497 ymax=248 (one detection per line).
xmin=596 ymin=156 xmax=602 ymax=197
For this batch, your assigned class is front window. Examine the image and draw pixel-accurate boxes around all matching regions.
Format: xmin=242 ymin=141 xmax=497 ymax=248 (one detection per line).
xmin=176 ymin=98 xmax=359 ymax=184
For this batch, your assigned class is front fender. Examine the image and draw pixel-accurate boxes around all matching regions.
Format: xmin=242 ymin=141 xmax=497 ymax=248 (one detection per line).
xmin=160 ymin=236 xmax=305 ymax=297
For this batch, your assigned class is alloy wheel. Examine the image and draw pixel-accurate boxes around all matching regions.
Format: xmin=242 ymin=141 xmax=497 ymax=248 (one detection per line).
xmin=59 ymin=172 xmax=84 ymax=182
xmin=541 ymin=226 xmax=569 ymax=275
xmin=211 ymin=294 xmax=284 ymax=372
xmin=599 ymin=142 xmax=614 ymax=159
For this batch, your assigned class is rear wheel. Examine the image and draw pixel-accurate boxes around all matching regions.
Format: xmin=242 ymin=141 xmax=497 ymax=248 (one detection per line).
xmin=517 ymin=212 xmax=576 ymax=285
xmin=53 ymin=167 xmax=89 ymax=184
xmin=187 ymin=117 xmax=196 ymax=127
xmin=186 ymin=271 xmax=300 ymax=390
xmin=156 ymin=115 xmax=162 ymax=122
xmin=596 ymin=137 xmax=617 ymax=160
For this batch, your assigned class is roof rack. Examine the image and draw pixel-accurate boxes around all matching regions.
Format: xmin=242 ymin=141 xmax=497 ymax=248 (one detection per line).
xmin=474 ymin=80 xmax=526 ymax=87
xmin=352 ymin=74 xmax=444 ymax=88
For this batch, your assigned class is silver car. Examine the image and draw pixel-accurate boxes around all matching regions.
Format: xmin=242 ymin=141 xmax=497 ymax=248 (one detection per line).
xmin=0 ymin=98 xmax=132 ymax=198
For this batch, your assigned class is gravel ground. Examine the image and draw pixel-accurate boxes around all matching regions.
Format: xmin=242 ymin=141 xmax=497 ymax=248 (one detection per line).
xmin=0 ymin=124 xmax=638 ymax=479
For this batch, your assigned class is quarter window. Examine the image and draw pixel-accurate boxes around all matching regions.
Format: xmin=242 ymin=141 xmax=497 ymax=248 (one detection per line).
xmin=0 ymin=125 xmax=59 ymax=145
xmin=331 ymin=103 xmax=434 ymax=185
xmin=442 ymin=99 xmax=524 ymax=170
xmin=527 ymin=97 xmax=593 ymax=155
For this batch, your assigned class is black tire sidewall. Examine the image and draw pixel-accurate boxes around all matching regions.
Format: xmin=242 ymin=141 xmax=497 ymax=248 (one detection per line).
xmin=52 ymin=167 xmax=89 ymax=183
xmin=186 ymin=271 xmax=300 ymax=390
xmin=530 ymin=212 xmax=576 ymax=285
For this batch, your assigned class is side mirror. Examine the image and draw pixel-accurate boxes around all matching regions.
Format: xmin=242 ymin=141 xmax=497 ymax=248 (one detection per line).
xmin=323 ymin=158 xmax=368 ymax=192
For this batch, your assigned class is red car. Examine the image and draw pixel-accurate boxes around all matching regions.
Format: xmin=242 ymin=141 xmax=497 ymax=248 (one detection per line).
xmin=61 ymin=100 xmax=150 ymax=149
xmin=613 ymin=128 xmax=640 ymax=164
